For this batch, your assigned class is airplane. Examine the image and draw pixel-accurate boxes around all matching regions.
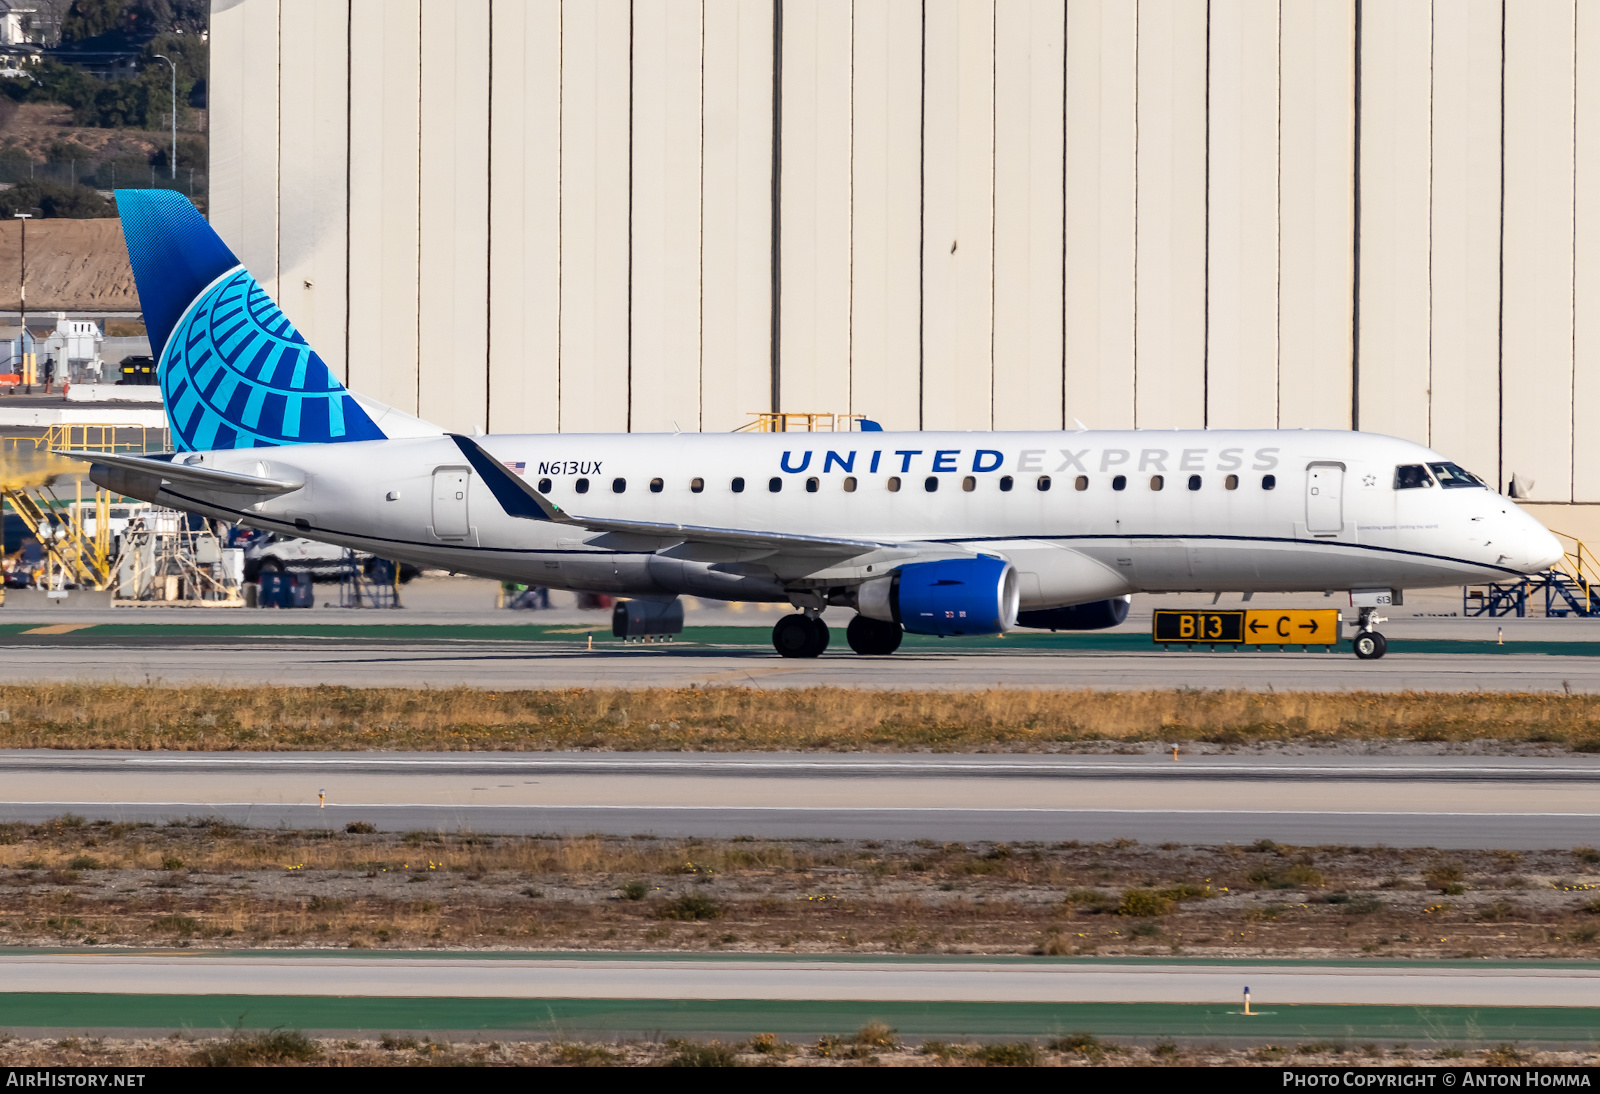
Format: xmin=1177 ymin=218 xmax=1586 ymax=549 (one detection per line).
xmin=72 ymin=190 xmax=1564 ymax=662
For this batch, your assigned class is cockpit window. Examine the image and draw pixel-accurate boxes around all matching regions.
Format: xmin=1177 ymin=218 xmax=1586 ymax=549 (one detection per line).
xmin=1428 ymin=461 xmax=1485 ymax=489
xmin=1394 ymin=464 xmax=1434 ymax=490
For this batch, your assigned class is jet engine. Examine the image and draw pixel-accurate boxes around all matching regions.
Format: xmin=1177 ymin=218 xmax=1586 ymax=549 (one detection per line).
xmin=855 ymin=556 xmax=1019 ymax=636
xmin=1015 ymin=595 xmax=1131 ymax=631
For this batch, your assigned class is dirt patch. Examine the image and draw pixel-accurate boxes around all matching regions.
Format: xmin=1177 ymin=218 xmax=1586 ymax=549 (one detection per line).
xmin=0 ymin=217 xmax=134 ymax=311
xmin=1 ymin=819 xmax=1598 ymax=959
xmin=0 ymin=103 xmax=179 ymax=165
xmin=5 ymin=683 xmax=1600 ymax=752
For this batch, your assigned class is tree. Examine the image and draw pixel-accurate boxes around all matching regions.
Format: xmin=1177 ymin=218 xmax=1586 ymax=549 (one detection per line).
xmin=147 ymin=133 xmax=203 ymax=170
xmin=59 ymin=0 xmax=124 ymax=43
xmin=0 ymin=180 xmax=114 ymax=218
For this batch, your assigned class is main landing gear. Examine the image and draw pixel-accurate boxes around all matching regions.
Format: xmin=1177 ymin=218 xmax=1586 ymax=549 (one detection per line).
xmin=773 ymin=612 xmax=830 ymax=658
xmin=846 ymin=614 xmax=902 ymax=655
xmin=772 ymin=613 xmax=905 ymax=658
xmin=1352 ymin=606 xmax=1388 ymax=660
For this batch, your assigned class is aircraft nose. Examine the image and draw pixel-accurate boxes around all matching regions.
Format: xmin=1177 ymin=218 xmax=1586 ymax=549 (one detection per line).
xmin=1522 ymin=519 xmax=1565 ymax=573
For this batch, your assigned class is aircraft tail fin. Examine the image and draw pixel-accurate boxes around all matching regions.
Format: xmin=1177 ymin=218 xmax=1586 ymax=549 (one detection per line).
xmin=116 ymin=189 xmax=389 ymax=452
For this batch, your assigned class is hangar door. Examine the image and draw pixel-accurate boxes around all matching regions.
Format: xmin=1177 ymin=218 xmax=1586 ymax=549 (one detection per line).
xmin=1305 ymin=463 xmax=1344 ymax=535
xmin=432 ymin=468 xmax=470 ymax=538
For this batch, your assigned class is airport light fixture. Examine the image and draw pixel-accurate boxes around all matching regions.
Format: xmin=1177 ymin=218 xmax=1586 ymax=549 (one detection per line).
xmin=14 ymin=212 xmax=29 ymax=392
xmin=152 ymin=54 xmax=177 ymax=181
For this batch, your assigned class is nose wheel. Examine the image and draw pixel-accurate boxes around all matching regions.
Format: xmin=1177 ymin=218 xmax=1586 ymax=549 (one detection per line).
xmin=773 ymin=613 xmax=830 ymax=658
xmin=1352 ymin=607 xmax=1388 ymax=660
xmin=1353 ymin=631 xmax=1387 ymax=660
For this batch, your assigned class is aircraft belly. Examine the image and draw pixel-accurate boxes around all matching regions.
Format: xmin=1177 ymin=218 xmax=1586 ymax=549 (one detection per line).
xmin=1064 ymin=536 xmax=1497 ymax=593
xmin=646 ymin=556 xmax=788 ymax=601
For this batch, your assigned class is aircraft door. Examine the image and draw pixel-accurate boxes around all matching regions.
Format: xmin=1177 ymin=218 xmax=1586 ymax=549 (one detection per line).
xmin=1305 ymin=462 xmax=1344 ymax=534
xmin=432 ymin=467 xmax=470 ymax=538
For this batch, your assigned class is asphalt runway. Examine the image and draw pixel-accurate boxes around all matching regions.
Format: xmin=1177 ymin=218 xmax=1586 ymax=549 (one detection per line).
xmin=2 ymin=953 xmax=1595 ymax=1007
xmin=3 ymin=751 xmax=1596 ymax=847
xmin=7 ymin=637 xmax=1600 ymax=691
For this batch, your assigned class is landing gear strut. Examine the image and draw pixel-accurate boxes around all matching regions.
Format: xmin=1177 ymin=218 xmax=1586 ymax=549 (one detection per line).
xmin=846 ymin=614 xmax=902 ymax=655
xmin=1352 ymin=606 xmax=1388 ymax=660
xmin=773 ymin=613 xmax=830 ymax=658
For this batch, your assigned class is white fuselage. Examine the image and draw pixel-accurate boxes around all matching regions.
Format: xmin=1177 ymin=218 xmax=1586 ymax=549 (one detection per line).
xmin=146 ymin=428 xmax=1562 ymax=610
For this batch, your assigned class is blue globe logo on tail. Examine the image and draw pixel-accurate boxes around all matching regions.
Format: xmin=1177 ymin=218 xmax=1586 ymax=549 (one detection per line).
xmin=115 ymin=189 xmax=384 ymax=452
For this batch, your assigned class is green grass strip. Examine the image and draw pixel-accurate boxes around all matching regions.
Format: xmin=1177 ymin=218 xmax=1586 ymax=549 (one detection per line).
xmin=0 ymin=995 xmax=1595 ymax=1040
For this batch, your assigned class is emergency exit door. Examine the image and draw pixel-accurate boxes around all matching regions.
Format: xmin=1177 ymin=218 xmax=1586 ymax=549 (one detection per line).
xmin=1305 ymin=463 xmax=1344 ymax=535
xmin=432 ymin=468 xmax=470 ymax=538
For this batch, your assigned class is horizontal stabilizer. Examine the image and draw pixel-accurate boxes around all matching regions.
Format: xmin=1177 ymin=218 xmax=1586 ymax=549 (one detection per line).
xmin=55 ymin=450 xmax=305 ymax=497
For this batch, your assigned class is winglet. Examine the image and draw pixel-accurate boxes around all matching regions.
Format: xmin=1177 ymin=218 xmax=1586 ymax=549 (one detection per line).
xmin=448 ymin=435 xmax=566 ymax=521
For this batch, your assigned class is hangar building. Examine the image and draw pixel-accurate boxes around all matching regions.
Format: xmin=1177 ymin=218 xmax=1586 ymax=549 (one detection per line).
xmin=210 ymin=0 xmax=1599 ymax=538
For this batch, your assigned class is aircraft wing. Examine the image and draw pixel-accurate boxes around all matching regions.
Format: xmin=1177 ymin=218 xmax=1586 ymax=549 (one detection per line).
xmin=449 ymin=434 xmax=895 ymax=556
xmin=54 ymin=450 xmax=305 ymax=497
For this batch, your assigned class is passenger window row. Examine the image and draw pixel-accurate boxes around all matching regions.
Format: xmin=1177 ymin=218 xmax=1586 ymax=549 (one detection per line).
xmin=537 ymin=473 xmax=1277 ymax=494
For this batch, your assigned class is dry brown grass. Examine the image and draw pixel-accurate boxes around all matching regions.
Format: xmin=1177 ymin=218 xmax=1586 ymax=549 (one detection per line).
xmin=4 ymin=821 xmax=1600 ymax=959
xmin=0 ymin=1034 xmax=1593 ymax=1068
xmin=1 ymin=684 xmax=1598 ymax=751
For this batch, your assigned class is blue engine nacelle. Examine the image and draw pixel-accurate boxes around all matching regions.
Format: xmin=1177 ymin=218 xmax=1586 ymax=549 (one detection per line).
xmin=1015 ymin=596 xmax=1131 ymax=631
xmin=856 ymin=556 xmax=1019 ymax=636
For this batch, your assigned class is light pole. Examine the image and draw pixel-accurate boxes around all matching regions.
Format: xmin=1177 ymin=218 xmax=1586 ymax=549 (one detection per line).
xmin=152 ymin=54 xmax=176 ymax=180
xmin=14 ymin=212 xmax=29 ymax=393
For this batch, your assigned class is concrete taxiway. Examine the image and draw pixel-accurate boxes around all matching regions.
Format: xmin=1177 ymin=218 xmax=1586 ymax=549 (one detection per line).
xmin=2 ymin=953 xmax=1596 ymax=1007
xmin=3 ymin=751 xmax=1595 ymax=847
xmin=6 ymin=636 xmax=1600 ymax=692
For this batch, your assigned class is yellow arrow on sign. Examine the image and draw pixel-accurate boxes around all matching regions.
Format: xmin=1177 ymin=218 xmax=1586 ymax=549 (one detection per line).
xmin=1242 ymin=609 xmax=1341 ymax=645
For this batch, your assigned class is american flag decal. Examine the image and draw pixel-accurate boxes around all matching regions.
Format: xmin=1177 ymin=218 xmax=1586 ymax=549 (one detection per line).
xmin=506 ymin=461 xmax=526 ymax=476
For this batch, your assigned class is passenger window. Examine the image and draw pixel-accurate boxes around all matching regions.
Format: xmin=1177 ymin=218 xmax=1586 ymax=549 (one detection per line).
xmin=1074 ymin=475 xmax=1088 ymax=491
xmin=537 ymin=478 xmax=552 ymax=492
xmin=768 ymin=477 xmax=783 ymax=492
xmin=1037 ymin=475 xmax=1051 ymax=491
xmin=1150 ymin=475 xmax=1164 ymax=491
xmin=1262 ymin=474 xmax=1276 ymax=490
xmin=961 ymin=476 xmax=976 ymax=492
xmin=1187 ymin=475 xmax=1201 ymax=491
xmin=999 ymin=475 xmax=1014 ymax=492
xmin=887 ymin=477 xmax=902 ymax=492
xmin=806 ymin=477 xmax=819 ymax=493
xmin=925 ymin=476 xmax=939 ymax=492
xmin=731 ymin=477 xmax=745 ymax=493
xmin=612 ymin=478 xmax=626 ymax=493
xmin=1225 ymin=474 xmax=1239 ymax=490
xmin=691 ymin=478 xmax=704 ymax=493
xmin=576 ymin=478 xmax=590 ymax=494
xmin=843 ymin=477 xmax=857 ymax=492
xmin=649 ymin=478 xmax=663 ymax=493
xmin=1112 ymin=475 xmax=1127 ymax=491
xmin=1394 ymin=463 xmax=1434 ymax=489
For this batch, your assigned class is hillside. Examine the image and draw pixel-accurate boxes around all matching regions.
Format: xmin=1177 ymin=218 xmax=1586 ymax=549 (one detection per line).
xmin=0 ymin=216 xmax=136 ymax=311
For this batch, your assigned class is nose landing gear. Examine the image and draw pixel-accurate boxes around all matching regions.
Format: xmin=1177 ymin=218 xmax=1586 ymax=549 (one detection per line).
xmin=773 ymin=612 xmax=830 ymax=658
xmin=1352 ymin=606 xmax=1388 ymax=660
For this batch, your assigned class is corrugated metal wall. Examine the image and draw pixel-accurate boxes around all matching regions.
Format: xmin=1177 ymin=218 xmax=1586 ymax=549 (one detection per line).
xmin=211 ymin=0 xmax=1600 ymax=511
